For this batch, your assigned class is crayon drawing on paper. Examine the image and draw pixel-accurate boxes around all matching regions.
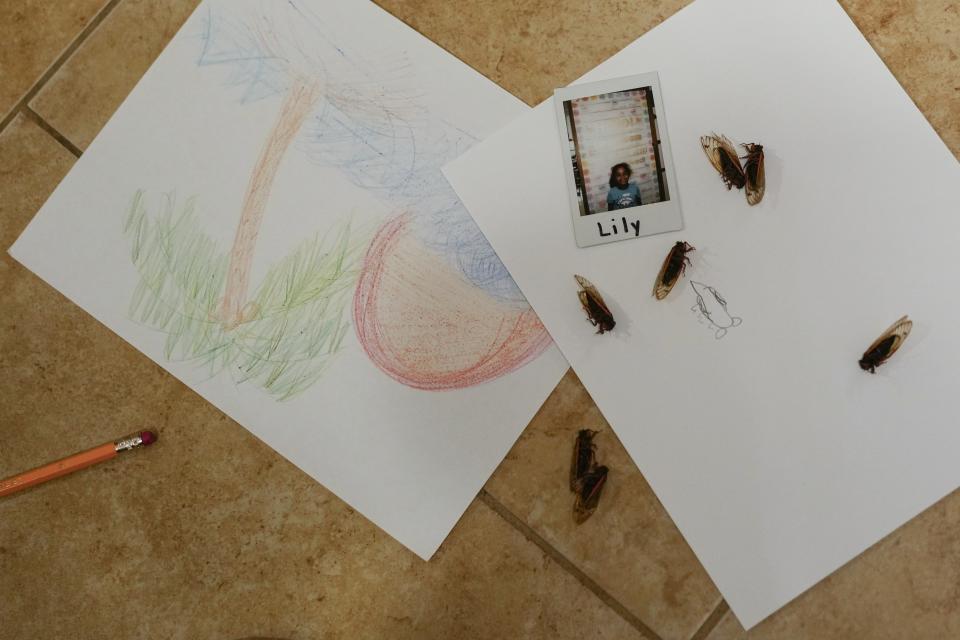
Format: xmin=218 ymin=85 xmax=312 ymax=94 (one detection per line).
xmin=9 ymin=0 xmax=567 ymax=559
xmin=122 ymin=1 xmax=552 ymax=399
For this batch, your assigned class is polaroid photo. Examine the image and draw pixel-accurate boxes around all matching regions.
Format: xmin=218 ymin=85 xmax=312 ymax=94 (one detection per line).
xmin=554 ymin=72 xmax=682 ymax=248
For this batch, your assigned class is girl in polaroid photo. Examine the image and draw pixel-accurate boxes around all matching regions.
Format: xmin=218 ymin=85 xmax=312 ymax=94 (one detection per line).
xmin=607 ymin=162 xmax=642 ymax=210
xmin=554 ymin=72 xmax=682 ymax=248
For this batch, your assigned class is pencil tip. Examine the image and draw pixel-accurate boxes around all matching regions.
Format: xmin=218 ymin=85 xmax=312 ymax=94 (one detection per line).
xmin=140 ymin=430 xmax=157 ymax=446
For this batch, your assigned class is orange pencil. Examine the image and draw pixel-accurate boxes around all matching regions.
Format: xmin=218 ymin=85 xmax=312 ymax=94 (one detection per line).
xmin=0 ymin=430 xmax=157 ymax=498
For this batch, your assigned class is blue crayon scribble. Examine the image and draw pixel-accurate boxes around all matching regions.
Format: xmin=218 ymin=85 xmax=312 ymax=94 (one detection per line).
xmin=305 ymin=98 xmax=525 ymax=306
xmin=197 ymin=5 xmax=292 ymax=103
xmin=196 ymin=0 xmax=525 ymax=306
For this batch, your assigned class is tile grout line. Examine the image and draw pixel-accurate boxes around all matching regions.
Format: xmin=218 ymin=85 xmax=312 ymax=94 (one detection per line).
xmin=0 ymin=0 xmax=125 ymax=136
xmin=21 ymin=107 xmax=83 ymax=158
xmin=479 ymin=490 xmax=665 ymax=640
xmin=688 ymin=598 xmax=729 ymax=640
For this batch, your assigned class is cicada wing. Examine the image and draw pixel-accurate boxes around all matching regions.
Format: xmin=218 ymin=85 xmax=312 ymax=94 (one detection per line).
xmin=718 ymin=135 xmax=739 ymax=156
xmin=574 ymin=274 xmax=593 ymax=291
xmin=654 ymin=281 xmax=673 ymax=300
xmin=577 ymin=290 xmax=595 ymax=324
xmin=700 ymin=134 xmax=728 ymax=176
xmin=863 ymin=315 xmax=913 ymax=361
xmin=653 ymin=241 xmax=694 ymax=300
xmin=570 ymin=429 xmax=597 ymax=492
xmin=701 ymin=133 xmax=744 ymax=187
xmin=743 ymin=144 xmax=766 ymax=205
xmin=592 ymin=293 xmax=614 ymax=321
xmin=745 ymin=165 xmax=765 ymax=205
xmin=573 ymin=466 xmax=608 ymax=524
xmin=653 ymin=242 xmax=694 ymax=300
xmin=653 ymin=255 xmax=678 ymax=300
xmin=575 ymin=274 xmax=613 ymax=318
xmin=653 ymin=243 xmax=676 ymax=300
xmin=653 ymin=272 xmax=672 ymax=300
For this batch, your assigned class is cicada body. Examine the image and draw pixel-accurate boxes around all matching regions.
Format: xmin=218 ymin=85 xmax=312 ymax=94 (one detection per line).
xmin=701 ymin=133 xmax=745 ymax=190
xmin=573 ymin=465 xmax=608 ymax=524
xmin=570 ymin=429 xmax=597 ymax=492
xmin=741 ymin=142 xmax=765 ymax=205
xmin=654 ymin=241 xmax=695 ymax=300
xmin=859 ymin=315 xmax=912 ymax=373
xmin=575 ymin=274 xmax=616 ymax=334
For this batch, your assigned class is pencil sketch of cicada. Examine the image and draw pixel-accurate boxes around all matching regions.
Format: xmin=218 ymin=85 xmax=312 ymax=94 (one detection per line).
xmin=690 ymin=281 xmax=742 ymax=339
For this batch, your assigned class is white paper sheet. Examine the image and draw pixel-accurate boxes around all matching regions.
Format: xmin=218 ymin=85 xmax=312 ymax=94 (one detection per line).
xmin=9 ymin=0 xmax=567 ymax=559
xmin=445 ymin=0 xmax=960 ymax=627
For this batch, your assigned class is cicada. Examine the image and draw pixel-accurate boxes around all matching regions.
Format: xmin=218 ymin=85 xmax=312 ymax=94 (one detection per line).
xmin=575 ymin=274 xmax=615 ymax=334
xmin=701 ymin=133 xmax=745 ymax=190
xmin=654 ymin=241 xmax=695 ymax=300
xmin=741 ymin=142 xmax=765 ymax=206
xmin=573 ymin=465 xmax=608 ymax=524
xmin=570 ymin=429 xmax=597 ymax=491
xmin=859 ymin=315 xmax=912 ymax=373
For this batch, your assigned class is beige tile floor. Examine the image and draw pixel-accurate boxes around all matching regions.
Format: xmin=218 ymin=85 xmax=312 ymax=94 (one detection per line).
xmin=0 ymin=1 xmax=957 ymax=638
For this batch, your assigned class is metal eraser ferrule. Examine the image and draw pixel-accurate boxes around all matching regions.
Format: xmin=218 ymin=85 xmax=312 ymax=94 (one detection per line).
xmin=113 ymin=432 xmax=145 ymax=453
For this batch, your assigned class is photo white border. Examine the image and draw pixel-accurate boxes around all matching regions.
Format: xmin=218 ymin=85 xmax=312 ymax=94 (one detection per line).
xmin=554 ymin=72 xmax=683 ymax=248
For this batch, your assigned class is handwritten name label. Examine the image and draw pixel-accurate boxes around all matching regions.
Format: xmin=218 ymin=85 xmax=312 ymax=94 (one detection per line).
xmin=597 ymin=216 xmax=641 ymax=238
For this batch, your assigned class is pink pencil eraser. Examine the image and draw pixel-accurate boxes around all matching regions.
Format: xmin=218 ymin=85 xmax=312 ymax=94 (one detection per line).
xmin=140 ymin=430 xmax=158 ymax=446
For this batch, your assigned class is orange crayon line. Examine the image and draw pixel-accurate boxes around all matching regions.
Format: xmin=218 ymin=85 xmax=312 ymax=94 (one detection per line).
xmin=0 ymin=430 xmax=156 ymax=498
xmin=218 ymin=75 xmax=322 ymax=329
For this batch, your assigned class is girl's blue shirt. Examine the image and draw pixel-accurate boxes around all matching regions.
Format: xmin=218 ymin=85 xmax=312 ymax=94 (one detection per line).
xmin=606 ymin=182 xmax=641 ymax=210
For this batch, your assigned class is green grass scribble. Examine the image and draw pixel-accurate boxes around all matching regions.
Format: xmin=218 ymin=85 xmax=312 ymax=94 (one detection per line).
xmin=123 ymin=189 xmax=363 ymax=400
